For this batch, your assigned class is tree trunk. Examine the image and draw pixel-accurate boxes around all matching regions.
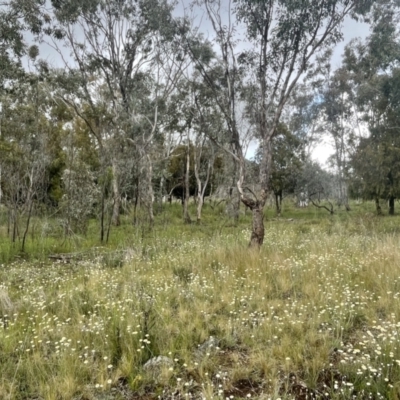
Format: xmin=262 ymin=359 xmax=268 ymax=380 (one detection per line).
xmin=196 ymin=196 xmax=203 ymax=223
xmin=242 ymin=137 xmax=271 ymax=248
xmin=21 ymin=197 xmax=34 ymax=253
xmin=341 ymin=181 xmax=351 ymax=211
xmin=133 ymin=175 xmax=140 ymax=225
xmin=11 ymin=206 xmax=18 ymax=243
xmin=232 ymin=161 xmax=240 ymax=225
xmin=111 ymin=161 xmax=120 ymax=226
xmin=375 ymin=197 xmax=382 ymax=215
xmin=159 ymin=174 xmax=165 ymax=213
xmin=389 ymin=196 xmax=395 ymax=215
xmin=21 ymin=169 xmax=35 ymax=252
xmin=275 ymin=191 xmax=282 ymax=216
xmin=146 ymin=154 xmax=154 ymax=227
xmin=7 ymin=207 xmax=10 ymax=235
xmin=183 ymin=142 xmax=191 ymax=224
xmin=100 ymin=186 xmax=105 ymax=243
xmin=343 ymin=191 xmax=350 ymax=210
xmin=106 ymin=197 xmax=114 ymax=243
xmin=194 ymin=147 xmax=212 ymax=224
xmin=249 ymin=203 xmax=265 ymax=247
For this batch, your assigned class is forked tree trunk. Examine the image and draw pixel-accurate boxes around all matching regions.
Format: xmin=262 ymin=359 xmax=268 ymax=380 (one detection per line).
xmin=237 ymin=160 xmax=268 ymax=248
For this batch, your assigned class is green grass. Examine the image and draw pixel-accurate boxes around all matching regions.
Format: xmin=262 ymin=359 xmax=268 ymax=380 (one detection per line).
xmin=0 ymin=202 xmax=252 ymax=264
xmin=2 ymin=200 xmax=400 ymax=398
xmin=0 ymin=198 xmax=389 ymax=265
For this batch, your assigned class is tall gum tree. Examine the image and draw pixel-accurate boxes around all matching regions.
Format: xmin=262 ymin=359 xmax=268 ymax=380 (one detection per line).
xmin=184 ymin=0 xmax=375 ymax=247
xmin=345 ymin=1 xmax=400 ymax=214
xmin=46 ymin=0 xmax=187 ymax=227
xmin=320 ymin=67 xmax=357 ymax=210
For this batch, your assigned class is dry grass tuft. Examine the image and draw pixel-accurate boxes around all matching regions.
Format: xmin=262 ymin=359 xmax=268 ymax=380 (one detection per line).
xmin=0 ymin=287 xmax=14 ymax=316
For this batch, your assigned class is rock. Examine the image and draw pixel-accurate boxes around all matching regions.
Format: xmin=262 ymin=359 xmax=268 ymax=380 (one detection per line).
xmin=143 ymin=356 xmax=174 ymax=375
xmin=194 ymin=336 xmax=220 ymax=360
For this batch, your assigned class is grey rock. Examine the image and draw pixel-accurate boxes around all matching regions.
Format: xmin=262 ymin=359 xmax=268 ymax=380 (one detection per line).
xmin=143 ymin=356 xmax=174 ymax=375
xmin=194 ymin=336 xmax=220 ymax=360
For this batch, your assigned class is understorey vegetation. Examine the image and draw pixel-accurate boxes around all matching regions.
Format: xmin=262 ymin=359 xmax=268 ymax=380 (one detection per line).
xmin=2 ymin=201 xmax=400 ymax=399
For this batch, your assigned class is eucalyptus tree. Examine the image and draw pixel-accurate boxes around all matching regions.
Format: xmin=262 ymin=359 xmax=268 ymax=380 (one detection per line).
xmin=320 ymin=67 xmax=357 ymax=210
xmin=183 ymin=0 xmax=375 ymax=247
xmin=287 ymin=84 xmax=322 ymax=159
xmin=0 ymin=0 xmax=47 ymax=210
xmin=180 ymin=33 xmax=252 ymax=224
xmin=46 ymin=0 xmax=187 ymax=228
xmin=192 ymin=84 xmax=224 ymax=223
xmin=349 ymin=67 xmax=400 ymax=215
xmin=162 ymin=79 xmax=194 ymax=222
xmin=0 ymin=74 xmax=52 ymax=249
xmin=166 ymin=76 xmax=224 ymax=223
xmin=344 ymin=1 xmax=400 ymax=214
xmin=296 ymin=160 xmax=336 ymax=214
xmin=269 ymin=124 xmax=305 ymax=215
xmin=0 ymin=0 xmax=45 ymax=86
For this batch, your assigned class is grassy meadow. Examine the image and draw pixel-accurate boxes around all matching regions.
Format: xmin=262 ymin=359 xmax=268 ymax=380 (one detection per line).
xmin=2 ymin=200 xmax=400 ymax=399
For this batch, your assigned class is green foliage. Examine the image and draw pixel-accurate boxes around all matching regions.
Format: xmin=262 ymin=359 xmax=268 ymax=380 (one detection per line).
xmin=271 ymin=123 xmax=305 ymax=196
xmin=0 ymin=0 xmax=45 ymax=87
xmin=345 ymin=3 xmax=400 ymax=208
xmin=60 ymin=163 xmax=100 ymax=235
xmin=234 ymin=0 xmax=373 ymax=71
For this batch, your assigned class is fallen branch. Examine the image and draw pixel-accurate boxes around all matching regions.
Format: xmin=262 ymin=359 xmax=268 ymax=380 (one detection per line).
xmin=309 ymin=196 xmax=334 ymax=214
xmin=48 ymin=255 xmax=75 ymax=263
